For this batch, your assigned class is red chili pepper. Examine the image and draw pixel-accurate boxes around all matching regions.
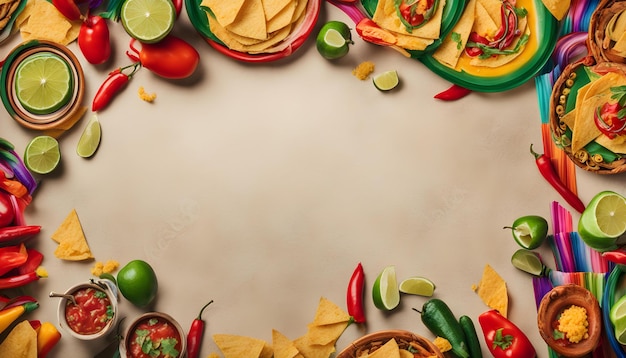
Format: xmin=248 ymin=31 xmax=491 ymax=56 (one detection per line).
xmin=0 ymin=225 xmax=40 ymax=246
xmin=172 ymin=0 xmax=183 ymax=17
xmin=17 ymin=248 xmax=44 ymax=275
xmin=92 ymin=63 xmax=140 ymax=112
xmin=478 ymin=310 xmax=536 ymax=358
xmin=434 ymin=84 xmax=472 ymax=101
xmin=187 ymin=300 xmax=213 ymax=358
xmin=51 ymin=0 xmax=82 ymax=21
xmin=346 ymin=262 xmax=366 ymax=323
xmin=78 ymin=15 xmax=111 ymax=65
xmin=0 ymin=270 xmax=44 ymax=289
xmin=602 ymin=248 xmax=626 ymax=265
xmin=29 ymin=319 xmax=41 ymax=331
xmin=530 ymin=144 xmax=586 ymax=213
xmin=0 ymin=244 xmax=28 ymax=276
xmin=1 ymin=295 xmax=37 ymax=311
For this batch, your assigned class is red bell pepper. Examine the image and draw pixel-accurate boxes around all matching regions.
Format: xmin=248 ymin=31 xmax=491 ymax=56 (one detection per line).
xmin=0 ymin=225 xmax=41 ymax=246
xmin=0 ymin=244 xmax=28 ymax=276
xmin=346 ymin=262 xmax=366 ymax=323
xmin=478 ymin=310 xmax=536 ymax=358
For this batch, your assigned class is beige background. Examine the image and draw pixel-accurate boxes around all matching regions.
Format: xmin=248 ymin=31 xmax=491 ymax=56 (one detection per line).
xmin=0 ymin=2 xmax=620 ymax=357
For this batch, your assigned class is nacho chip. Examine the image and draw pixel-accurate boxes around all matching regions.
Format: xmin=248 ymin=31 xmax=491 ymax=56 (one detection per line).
xmin=307 ymin=321 xmax=349 ymax=345
xmin=293 ymin=334 xmax=337 ymax=358
xmin=272 ymin=329 xmax=301 ymax=358
xmin=213 ymin=334 xmax=267 ymax=358
xmin=263 ymin=0 xmax=292 ymax=20
xmin=0 ymin=320 xmax=37 ymax=358
xmin=51 ymin=208 xmax=94 ymax=261
xmin=202 ymin=0 xmax=246 ymax=27
xmin=433 ymin=0 xmax=477 ymax=68
xmin=373 ymin=0 xmax=444 ymax=39
xmin=541 ymin=0 xmax=570 ymax=20
xmin=226 ymin=0 xmax=267 ymax=40
xmin=472 ymin=0 xmax=498 ymax=37
xmin=311 ymin=297 xmax=351 ymax=326
xmin=477 ymin=0 xmax=503 ymax=28
xmin=473 ymin=264 xmax=508 ymax=317
xmin=369 ymin=338 xmax=402 ymax=358
xmin=266 ymin=0 xmax=296 ymax=33
xmin=18 ymin=0 xmax=80 ymax=45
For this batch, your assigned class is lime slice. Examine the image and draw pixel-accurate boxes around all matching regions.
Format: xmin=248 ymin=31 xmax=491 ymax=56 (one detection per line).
xmin=14 ymin=53 xmax=73 ymax=115
xmin=76 ymin=115 xmax=102 ymax=158
xmin=399 ymin=277 xmax=435 ymax=296
xmin=578 ymin=191 xmax=626 ymax=251
xmin=316 ymin=21 xmax=352 ymax=60
xmin=120 ymin=0 xmax=175 ymax=43
xmin=24 ymin=135 xmax=61 ymax=175
xmin=373 ymin=70 xmax=399 ymax=91
xmin=372 ymin=265 xmax=400 ymax=311
xmin=511 ymin=249 xmax=545 ymax=276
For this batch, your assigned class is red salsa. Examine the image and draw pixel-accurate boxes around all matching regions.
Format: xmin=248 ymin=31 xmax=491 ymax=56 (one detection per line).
xmin=65 ymin=287 xmax=114 ymax=335
xmin=129 ymin=317 xmax=182 ymax=358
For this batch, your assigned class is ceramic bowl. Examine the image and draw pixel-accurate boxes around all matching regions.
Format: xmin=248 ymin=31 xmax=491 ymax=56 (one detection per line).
xmin=120 ymin=312 xmax=187 ymax=358
xmin=537 ymin=284 xmax=601 ymax=357
xmin=336 ymin=330 xmax=444 ymax=358
xmin=56 ymin=280 xmax=118 ymax=340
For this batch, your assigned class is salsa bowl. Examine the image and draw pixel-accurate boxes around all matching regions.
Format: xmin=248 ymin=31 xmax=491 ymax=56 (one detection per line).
xmin=120 ymin=312 xmax=186 ymax=358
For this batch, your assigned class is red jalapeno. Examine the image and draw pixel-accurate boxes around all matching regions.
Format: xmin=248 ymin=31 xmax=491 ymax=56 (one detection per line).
xmin=187 ymin=300 xmax=213 ymax=358
xmin=434 ymin=84 xmax=472 ymax=101
xmin=346 ymin=262 xmax=366 ymax=323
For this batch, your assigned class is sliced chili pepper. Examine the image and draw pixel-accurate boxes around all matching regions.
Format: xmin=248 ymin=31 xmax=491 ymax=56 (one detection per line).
xmin=434 ymin=84 xmax=472 ymax=101
xmin=0 ymin=244 xmax=28 ymax=276
xmin=51 ymin=0 xmax=82 ymax=21
xmin=0 ymin=178 xmax=28 ymax=200
xmin=347 ymin=262 xmax=366 ymax=323
xmin=0 ymin=269 xmax=45 ymax=289
xmin=530 ymin=144 xmax=585 ymax=213
xmin=355 ymin=18 xmax=396 ymax=46
xmin=602 ymin=248 xmax=626 ymax=265
xmin=16 ymin=248 xmax=44 ymax=275
xmin=0 ymin=225 xmax=40 ymax=246
xmin=92 ymin=63 xmax=141 ymax=112
xmin=187 ymin=300 xmax=213 ymax=358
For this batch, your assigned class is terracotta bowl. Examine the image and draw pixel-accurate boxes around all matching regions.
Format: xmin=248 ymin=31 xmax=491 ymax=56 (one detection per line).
xmin=588 ymin=0 xmax=626 ymax=64
xmin=56 ymin=280 xmax=118 ymax=341
xmin=120 ymin=312 xmax=187 ymax=358
xmin=336 ymin=330 xmax=444 ymax=358
xmin=537 ymin=284 xmax=601 ymax=357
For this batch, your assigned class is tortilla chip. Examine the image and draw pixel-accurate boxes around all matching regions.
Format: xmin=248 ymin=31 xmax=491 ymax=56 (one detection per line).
xmin=311 ymin=297 xmax=351 ymax=326
xmin=226 ymin=0 xmax=267 ymax=40
xmin=474 ymin=264 xmax=508 ymax=317
xmin=0 ymin=320 xmax=37 ymax=358
xmin=541 ymin=0 xmax=570 ymax=20
xmin=369 ymin=338 xmax=402 ymax=358
xmin=477 ymin=0 xmax=503 ymax=28
xmin=51 ymin=208 xmax=94 ymax=261
xmin=272 ymin=329 xmax=300 ymax=358
xmin=262 ymin=0 xmax=292 ymax=20
xmin=213 ymin=334 xmax=267 ymax=358
xmin=266 ymin=0 xmax=296 ymax=33
xmin=471 ymin=0 xmax=498 ymax=37
xmin=293 ymin=334 xmax=336 ymax=358
xmin=373 ymin=0 xmax=444 ymax=39
xmin=306 ymin=321 xmax=348 ymax=345
xmin=202 ymin=0 xmax=247 ymax=27
xmin=18 ymin=0 xmax=80 ymax=45
xmin=432 ymin=0 xmax=477 ymax=68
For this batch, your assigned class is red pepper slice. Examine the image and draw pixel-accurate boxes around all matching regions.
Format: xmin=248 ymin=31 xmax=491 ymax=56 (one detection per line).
xmin=187 ymin=300 xmax=213 ymax=358
xmin=0 ymin=270 xmax=44 ymax=289
xmin=434 ymin=84 xmax=472 ymax=101
xmin=479 ymin=310 xmax=536 ymax=358
xmin=602 ymin=248 xmax=626 ymax=265
xmin=51 ymin=0 xmax=82 ymax=21
xmin=1 ymin=295 xmax=37 ymax=311
xmin=0 ymin=225 xmax=41 ymax=247
xmin=17 ymin=248 xmax=44 ymax=275
xmin=355 ymin=19 xmax=396 ymax=46
xmin=530 ymin=144 xmax=585 ymax=213
xmin=0 ymin=244 xmax=28 ymax=276
xmin=346 ymin=262 xmax=366 ymax=323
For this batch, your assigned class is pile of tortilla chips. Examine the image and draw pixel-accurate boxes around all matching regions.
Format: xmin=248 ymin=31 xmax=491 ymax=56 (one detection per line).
xmin=201 ymin=0 xmax=308 ymax=54
xmin=432 ymin=0 xmax=530 ymax=69
xmin=15 ymin=0 xmax=81 ymax=45
xmin=371 ymin=0 xmax=446 ymax=51
xmin=209 ymin=297 xmax=351 ymax=358
xmin=561 ymin=70 xmax=626 ymax=154
xmin=356 ymin=338 xmax=437 ymax=358
xmin=0 ymin=0 xmax=21 ymax=33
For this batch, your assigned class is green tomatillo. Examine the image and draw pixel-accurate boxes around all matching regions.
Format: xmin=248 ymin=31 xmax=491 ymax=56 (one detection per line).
xmin=504 ymin=215 xmax=549 ymax=250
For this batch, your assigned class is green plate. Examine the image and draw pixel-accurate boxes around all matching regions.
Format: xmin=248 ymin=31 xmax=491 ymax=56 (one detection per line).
xmin=361 ymin=0 xmax=468 ymax=57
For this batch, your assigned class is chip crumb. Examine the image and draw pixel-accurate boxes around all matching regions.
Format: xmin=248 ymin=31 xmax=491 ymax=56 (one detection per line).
xmin=91 ymin=260 xmax=120 ymax=276
xmin=433 ymin=337 xmax=452 ymax=352
xmin=353 ymin=61 xmax=375 ymax=80
xmin=138 ymin=86 xmax=157 ymax=103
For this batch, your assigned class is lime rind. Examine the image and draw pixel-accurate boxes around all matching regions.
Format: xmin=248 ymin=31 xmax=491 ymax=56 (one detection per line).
xmin=76 ymin=115 xmax=102 ymax=158
xmin=399 ymin=277 xmax=435 ymax=296
xmin=511 ymin=249 xmax=545 ymax=276
xmin=121 ymin=0 xmax=175 ymax=43
xmin=24 ymin=135 xmax=61 ymax=175
xmin=373 ymin=71 xmax=399 ymax=91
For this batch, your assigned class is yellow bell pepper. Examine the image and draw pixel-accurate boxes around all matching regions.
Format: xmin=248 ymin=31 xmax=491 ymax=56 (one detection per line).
xmin=37 ymin=322 xmax=61 ymax=358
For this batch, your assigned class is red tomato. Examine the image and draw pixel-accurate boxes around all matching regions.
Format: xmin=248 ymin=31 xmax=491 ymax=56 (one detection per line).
xmin=127 ymin=35 xmax=199 ymax=79
xmin=0 ymin=191 xmax=15 ymax=227
xmin=78 ymin=15 xmax=111 ymax=65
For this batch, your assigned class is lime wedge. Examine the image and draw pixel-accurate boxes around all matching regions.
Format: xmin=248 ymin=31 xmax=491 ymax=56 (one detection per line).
xmin=578 ymin=191 xmax=626 ymax=251
xmin=76 ymin=115 xmax=102 ymax=158
xmin=399 ymin=277 xmax=435 ymax=296
xmin=373 ymin=70 xmax=399 ymax=91
xmin=14 ymin=53 xmax=73 ymax=115
xmin=610 ymin=295 xmax=626 ymax=326
xmin=511 ymin=249 xmax=545 ymax=276
xmin=372 ymin=265 xmax=400 ymax=311
xmin=120 ymin=0 xmax=175 ymax=43
xmin=24 ymin=135 xmax=60 ymax=175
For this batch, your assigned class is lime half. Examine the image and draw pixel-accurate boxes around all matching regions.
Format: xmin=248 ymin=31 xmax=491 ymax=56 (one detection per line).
xmin=121 ymin=0 xmax=175 ymax=43
xmin=14 ymin=53 xmax=73 ymax=115
xmin=24 ymin=135 xmax=61 ymax=175
xmin=76 ymin=115 xmax=102 ymax=158
xmin=578 ymin=191 xmax=626 ymax=251
xmin=611 ymin=295 xmax=626 ymax=325
xmin=372 ymin=265 xmax=400 ymax=311
xmin=373 ymin=70 xmax=399 ymax=91
xmin=316 ymin=21 xmax=353 ymax=60
xmin=399 ymin=277 xmax=435 ymax=297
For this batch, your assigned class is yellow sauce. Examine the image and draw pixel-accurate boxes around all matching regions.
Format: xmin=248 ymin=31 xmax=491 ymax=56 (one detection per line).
xmin=453 ymin=0 xmax=539 ymax=77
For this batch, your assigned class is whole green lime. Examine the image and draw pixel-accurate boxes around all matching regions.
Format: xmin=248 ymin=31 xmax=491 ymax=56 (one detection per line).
xmin=117 ymin=260 xmax=158 ymax=307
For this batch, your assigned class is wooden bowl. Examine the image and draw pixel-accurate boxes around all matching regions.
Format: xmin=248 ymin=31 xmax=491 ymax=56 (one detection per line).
xmin=588 ymin=0 xmax=626 ymax=64
xmin=537 ymin=284 xmax=601 ymax=357
xmin=336 ymin=330 xmax=444 ymax=358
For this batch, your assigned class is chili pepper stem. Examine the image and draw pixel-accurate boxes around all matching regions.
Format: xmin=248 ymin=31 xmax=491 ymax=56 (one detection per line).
xmin=196 ymin=300 xmax=213 ymax=319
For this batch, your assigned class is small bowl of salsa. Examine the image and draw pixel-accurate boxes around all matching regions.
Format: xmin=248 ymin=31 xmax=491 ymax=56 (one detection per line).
xmin=56 ymin=280 xmax=118 ymax=340
xmin=120 ymin=312 xmax=186 ymax=358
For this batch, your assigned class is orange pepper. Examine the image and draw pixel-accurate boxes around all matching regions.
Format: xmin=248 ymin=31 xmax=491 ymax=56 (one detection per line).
xmin=37 ymin=322 xmax=61 ymax=358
